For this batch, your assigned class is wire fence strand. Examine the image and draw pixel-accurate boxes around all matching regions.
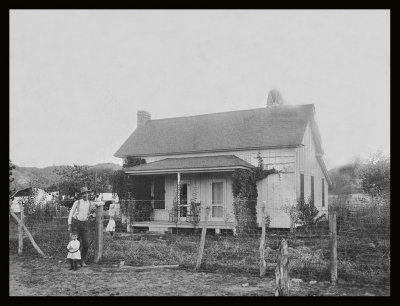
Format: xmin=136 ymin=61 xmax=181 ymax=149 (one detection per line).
xmin=9 ymin=197 xmax=390 ymax=287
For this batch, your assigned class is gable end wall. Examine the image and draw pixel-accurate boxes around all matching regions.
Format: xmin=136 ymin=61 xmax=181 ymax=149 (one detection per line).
xmin=296 ymin=122 xmax=329 ymax=214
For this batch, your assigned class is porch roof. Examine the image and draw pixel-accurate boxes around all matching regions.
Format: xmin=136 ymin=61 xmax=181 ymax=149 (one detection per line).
xmin=124 ymin=155 xmax=255 ymax=175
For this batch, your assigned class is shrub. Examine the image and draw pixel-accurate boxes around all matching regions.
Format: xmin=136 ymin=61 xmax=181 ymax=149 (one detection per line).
xmin=281 ymin=201 xmax=302 ymax=233
xmin=353 ymin=194 xmax=390 ymax=235
xmin=189 ymin=200 xmax=201 ymax=226
xmin=356 ymin=151 xmax=390 ymax=197
xmin=297 ymin=197 xmax=319 ymax=228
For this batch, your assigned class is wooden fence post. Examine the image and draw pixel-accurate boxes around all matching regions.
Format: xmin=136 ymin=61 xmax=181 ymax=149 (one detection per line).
xmin=18 ymin=203 xmax=24 ymax=255
xmin=275 ymin=238 xmax=289 ymax=296
xmin=329 ymin=212 xmax=338 ymax=284
xmin=9 ymin=209 xmax=47 ymax=258
xmin=259 ymin=203 xmax=267 ymax=277
xmin=195 ymin=206 xmax=210 ymax=271
xmin=94 ymin=204 xmax=104 ymax=263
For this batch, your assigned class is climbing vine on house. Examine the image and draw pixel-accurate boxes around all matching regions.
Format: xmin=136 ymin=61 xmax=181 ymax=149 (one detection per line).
xmin=232 ymin=152 xmax=279 ymax=234
xmin=112 ymin=158 xmax=153 ymax=224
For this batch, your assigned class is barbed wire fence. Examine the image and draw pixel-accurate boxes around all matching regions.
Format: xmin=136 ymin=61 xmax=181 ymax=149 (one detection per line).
xmin=10 ymin=196 xmax=390 ymax=292
xmin=331 ymin=197 xmax=390 ymax=286
xmin=9 ymin=199 xmax=98 ymax=261
xmin=101 ymin=199 xmax=333 ymax=283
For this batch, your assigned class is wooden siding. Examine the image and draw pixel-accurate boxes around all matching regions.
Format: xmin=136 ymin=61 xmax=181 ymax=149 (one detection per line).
xmin=155 ymin=172 xmax=233 ymax=223
xmin=296 ymin=123 xmax=329 ymax=215
xmin=144 ymin=148 xmax=297 ymax=228
xmin=134 ymin=126 xmax=329 ymax=228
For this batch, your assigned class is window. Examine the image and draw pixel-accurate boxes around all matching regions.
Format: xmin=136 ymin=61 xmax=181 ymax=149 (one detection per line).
xmin=322 ymin=178 xmax=325 ymax=207
xmin=211 ymin=182 xmax=224 ymax=218
xmin=153 ymin=176 xmax=165 ymax=209
xmin=311 ymin=176 xmax=314 ymax=206
xmin=300 ymin=173 xmax=304 ymax=202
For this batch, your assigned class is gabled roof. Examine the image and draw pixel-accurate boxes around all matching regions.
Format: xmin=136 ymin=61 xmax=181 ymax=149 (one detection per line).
xmin=124 ymin=155 xmax=255 ymax=175
xmin=115 ymin=104 xmax=319 ymax=157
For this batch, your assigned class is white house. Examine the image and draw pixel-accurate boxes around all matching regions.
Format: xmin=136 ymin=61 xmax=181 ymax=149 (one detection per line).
xmin=114 ymin=91 xmax=331 ymax=232
xmin=10 ymin=187 xmax=48 ymax=213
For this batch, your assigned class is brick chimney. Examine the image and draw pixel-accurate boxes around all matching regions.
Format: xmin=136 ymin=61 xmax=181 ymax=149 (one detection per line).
xmin=137 ymin=110 xmax=151 ymax=127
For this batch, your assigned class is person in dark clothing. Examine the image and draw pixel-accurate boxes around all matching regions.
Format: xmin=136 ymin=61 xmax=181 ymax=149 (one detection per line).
xmin=67 ymin=187 xmax=104 ymax=266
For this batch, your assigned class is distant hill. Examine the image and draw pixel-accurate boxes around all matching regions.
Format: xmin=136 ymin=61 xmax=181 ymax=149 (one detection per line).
xmin=328 ymin=163 xmax=362 ymax=195
xmin=10 ymin=163 xmax=122 ymax=191
xmin=87 ymin=163 xmax=122 ymax=171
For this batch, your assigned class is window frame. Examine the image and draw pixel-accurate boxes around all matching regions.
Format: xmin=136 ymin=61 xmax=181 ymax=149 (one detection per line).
xmin=209 ymin=179 xmax=225 ymax=220
xmin=178 ymin=181 xmax=191 ymax=218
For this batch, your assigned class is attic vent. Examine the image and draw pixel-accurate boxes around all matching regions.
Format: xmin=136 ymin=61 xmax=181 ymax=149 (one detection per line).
xmin=267 ymin=89 xmax=284 ymax=107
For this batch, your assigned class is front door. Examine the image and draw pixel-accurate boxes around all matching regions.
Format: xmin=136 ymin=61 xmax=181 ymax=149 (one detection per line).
xmin=179 ymin=183 xmax=189 ymax=220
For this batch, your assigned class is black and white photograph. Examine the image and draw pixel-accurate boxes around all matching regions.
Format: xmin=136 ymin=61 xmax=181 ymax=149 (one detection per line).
xmin=9 ymin=9 xmax=390 ymax=296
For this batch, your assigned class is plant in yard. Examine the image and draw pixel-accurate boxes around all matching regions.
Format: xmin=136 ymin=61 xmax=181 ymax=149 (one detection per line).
xmin=170 ymin=183 xmax=182 ymax=229
xmin=296 ymin=197 xmax=319 ymax=235
xmin=281 ymin=200 xmax=302 ymax=233
xmin=354 ymin=194 xmax=390 ymax=235
xmin=223 ymin=210 xmax=235 ymax=228
xmin=189 ymin=200 xmax=201 ymax=227
xmin=353 ymin=151 xmax=390 ymax=235
xmin=171 ymin=199 xmax=179 ymax=224
xmin=356 ymin=151 xmax=390 ymax=198
xmin=55 ymin=203 xmax=70 ymax=217
xmin=188 ymin=185 xmax=200 ymax=226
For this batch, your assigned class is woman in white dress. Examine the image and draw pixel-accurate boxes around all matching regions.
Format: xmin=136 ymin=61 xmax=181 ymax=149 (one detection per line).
xmin=67 ymin=232 xmax=81 ymax=270
xmin=106 ymin=200 xmax=117 ymax=238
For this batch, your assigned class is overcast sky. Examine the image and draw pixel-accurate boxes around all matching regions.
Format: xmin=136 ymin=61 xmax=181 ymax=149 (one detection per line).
xmin=10 ymin=10 xmax=390 ymax=169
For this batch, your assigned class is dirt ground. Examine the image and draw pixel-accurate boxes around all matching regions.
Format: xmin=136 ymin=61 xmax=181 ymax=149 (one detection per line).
xmin=9 ymin=255 xmax=389 ymax=296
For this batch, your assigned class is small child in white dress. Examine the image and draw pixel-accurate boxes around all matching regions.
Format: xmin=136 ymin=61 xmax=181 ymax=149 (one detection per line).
xmin=67 ymin=232 xmax=81 ymax=270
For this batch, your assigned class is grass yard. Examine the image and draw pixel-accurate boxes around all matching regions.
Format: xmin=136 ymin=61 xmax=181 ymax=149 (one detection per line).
xmin=101 ymin=232 xmax=333 ymax=281
xmin=9 ymin=255 xmax=390 ymax=296
xmin=10 ymin=217 xmax=390 ymax=287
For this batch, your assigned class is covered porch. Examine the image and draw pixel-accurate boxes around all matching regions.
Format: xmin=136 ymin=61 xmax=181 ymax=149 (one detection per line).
xmin=123 ymin=155 xmax=255 ymax=233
